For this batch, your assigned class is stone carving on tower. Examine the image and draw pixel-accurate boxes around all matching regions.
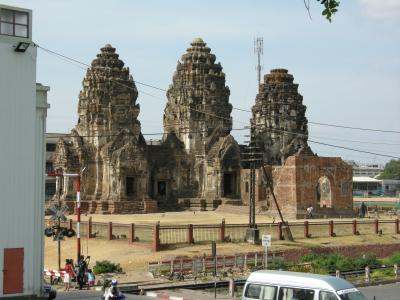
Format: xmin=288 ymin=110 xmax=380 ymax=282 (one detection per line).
xmin=53 ymin=44 xmax=155 ymax=213
xmin=251 ymin=69 xmax=313 ymax=165
xmin=163 ymin=38 xmax=241 ymax=202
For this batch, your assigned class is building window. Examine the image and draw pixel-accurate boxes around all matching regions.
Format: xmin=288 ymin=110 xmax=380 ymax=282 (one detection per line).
xmin=245 ymin=181 xmax=249 ymax=193
xmin=45 ymin=182 xmax=56 ymax=197
xmin=46 ymin=162 xmax=54 ymax=174
xmin=46 ymin=143 xmax=56 ymax=152
xmin=0 ymin=9 xmax=29 ymax=38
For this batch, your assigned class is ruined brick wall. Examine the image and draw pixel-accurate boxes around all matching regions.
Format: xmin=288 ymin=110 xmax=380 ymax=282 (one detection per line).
xmin=269 ymin=153 xmax=353 ymax=218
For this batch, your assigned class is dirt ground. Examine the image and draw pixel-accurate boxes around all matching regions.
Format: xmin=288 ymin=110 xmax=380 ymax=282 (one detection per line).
xmin=44 ymin=209 xmax=400 ymax=282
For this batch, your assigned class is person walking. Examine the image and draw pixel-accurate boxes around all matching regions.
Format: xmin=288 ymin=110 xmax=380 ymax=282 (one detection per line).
xmin=63 ymin=259 xmax=75 ymax=291
xmin=306 ymin=205 xmax=314 ymax=219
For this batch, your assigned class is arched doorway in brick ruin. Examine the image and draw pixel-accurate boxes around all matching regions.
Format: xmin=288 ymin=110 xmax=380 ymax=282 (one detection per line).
xmin=316 ymin=176 xmax=332 ymax=208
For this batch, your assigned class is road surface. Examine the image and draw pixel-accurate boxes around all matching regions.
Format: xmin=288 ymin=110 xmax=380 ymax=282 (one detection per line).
xmin=55 ymin=283 xmax=400 ymax=300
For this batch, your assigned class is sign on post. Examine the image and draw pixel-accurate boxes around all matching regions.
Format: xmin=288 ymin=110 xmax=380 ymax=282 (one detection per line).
xmin=262 ymin=235 xmax=271 ymax=269
xmin=262 ymin=234 xmax=271 ymax=247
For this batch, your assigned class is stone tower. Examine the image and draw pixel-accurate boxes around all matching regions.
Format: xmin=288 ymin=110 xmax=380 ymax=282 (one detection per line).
xmin=163 ymin=38 xmax=240 ymax=201
xmin=54 ymin=44 xmax=154 ymax=213
xmin=251 ymin=69 xmax=312 ymax=165
xmin=164 ymin=38 xmax=232 ymax=152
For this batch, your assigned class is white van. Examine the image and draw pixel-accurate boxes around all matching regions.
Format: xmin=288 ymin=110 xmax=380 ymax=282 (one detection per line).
xmin=242 ymin=270 xmax=367 ymax=300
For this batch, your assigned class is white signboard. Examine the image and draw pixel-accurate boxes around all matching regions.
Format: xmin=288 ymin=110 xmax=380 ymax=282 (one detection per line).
xmin=262 ymin=234 xmax=271 ymax=247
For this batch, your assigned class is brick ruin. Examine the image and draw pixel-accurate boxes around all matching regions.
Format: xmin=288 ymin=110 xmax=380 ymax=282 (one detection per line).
xmin=52 ymin=40 xmax=353 ymax=217
xmin=241 ymin=69 xmax=353 ymax=218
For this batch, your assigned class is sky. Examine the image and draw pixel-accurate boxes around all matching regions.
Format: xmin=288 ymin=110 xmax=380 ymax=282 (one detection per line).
xmin=3 ymin=0 xmax=400 ymax=165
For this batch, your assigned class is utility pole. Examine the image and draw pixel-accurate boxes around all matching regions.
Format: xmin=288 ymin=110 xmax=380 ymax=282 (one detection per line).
xmin=254 ymin=37 xmax=263 ymax=88
xmin=243 ymin=123 xmax=262 ymax=244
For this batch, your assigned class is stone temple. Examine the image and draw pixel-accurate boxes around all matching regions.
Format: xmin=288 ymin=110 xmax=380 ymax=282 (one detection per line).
xmin=52 ymin=39 xmax=352 ymax=217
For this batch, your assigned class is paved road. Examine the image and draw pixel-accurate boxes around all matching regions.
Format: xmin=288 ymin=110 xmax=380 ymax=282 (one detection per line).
xmin=56 ymin=290 xmax=152 ymax=300
xmin=55 ymin=283 xmax=400 ymax=300
xmin=360 ymin=283 xmax=400 ymax=300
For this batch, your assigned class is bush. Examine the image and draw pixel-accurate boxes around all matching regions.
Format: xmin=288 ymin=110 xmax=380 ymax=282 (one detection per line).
xmin=389 ymin=252 xmax=400 ymax=265
xmin=299 ymin=253 xmax=381 ymax=274
xmin=269 ymin=259 xmax=288 ymax=271
xmin=93 ymin=260 xmax=122 ymax=274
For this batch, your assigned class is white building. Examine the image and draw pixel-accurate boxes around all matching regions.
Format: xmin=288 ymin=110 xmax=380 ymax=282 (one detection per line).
xmin=353 ymin=176 xmax=382 ymax=197
xmin=0 ymin=4 xmax=49 ymax=298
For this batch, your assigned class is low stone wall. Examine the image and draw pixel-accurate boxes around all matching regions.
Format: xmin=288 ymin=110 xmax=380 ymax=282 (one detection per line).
xmin=282 ymin=243 xmax=400 ymax=262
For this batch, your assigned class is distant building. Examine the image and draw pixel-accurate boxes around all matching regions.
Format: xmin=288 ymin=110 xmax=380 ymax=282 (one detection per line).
xmin=346 ymin=161 xmax=383 ymax=178
xmin=45 ymin=133 xmax=69 ymax=200
xmin=353 ymin=177 xmax=382 ymax=197
xmin=0 ymin=4 xmax=49 ymax=298
xmin=382 ymin=179 xmax=400 ymax=197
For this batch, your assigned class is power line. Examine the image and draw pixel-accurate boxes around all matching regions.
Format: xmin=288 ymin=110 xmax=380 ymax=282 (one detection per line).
xmin=309 ymin=122 xmax=400 ymax=134
xmin=35 ymin=43 xmax=400 ymax=142
xmin=309 ymin=140 xmax=400 ymax=159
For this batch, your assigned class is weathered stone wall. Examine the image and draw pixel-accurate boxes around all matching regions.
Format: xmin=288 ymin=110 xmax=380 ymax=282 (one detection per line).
xmin=268 ymin=153 xmax=353 ymax=218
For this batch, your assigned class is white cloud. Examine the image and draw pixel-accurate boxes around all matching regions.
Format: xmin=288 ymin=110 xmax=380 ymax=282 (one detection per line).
xmin=359 ymin=0 xmax=400 ymax=21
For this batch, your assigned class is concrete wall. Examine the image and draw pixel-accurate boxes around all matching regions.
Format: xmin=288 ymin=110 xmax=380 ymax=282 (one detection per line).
xmin=0 ymin=4 xmax=48 ymax=298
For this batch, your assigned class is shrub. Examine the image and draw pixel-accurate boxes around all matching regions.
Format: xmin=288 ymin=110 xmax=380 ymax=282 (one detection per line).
xmin=93 ymin=260 xmax=122 ymax=274
xmin=299 ymin=253 xmax=381 ymax=274
xmin=389 ymin=252 xmax=400 ymax=265
xmin=269 ymin=259 xmax=288 ymax=271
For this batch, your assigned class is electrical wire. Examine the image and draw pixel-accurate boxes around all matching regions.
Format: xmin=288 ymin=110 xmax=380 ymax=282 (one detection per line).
xmin=35 ymin=43 xmax=400 ymax=159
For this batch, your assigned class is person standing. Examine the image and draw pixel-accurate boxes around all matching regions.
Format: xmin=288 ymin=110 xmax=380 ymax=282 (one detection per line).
xmin=87 ymin=269 xmax=95 ymax=289
xmin=360 ymin=202 xmax=367 ymax=218
xmin=63 ymin=259 xmax=75 ymax=291
xmin=76 ymin=255 xmax=88 ymax=290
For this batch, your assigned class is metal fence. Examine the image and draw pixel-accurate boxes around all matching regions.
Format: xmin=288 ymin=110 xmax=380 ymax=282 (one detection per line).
xmin=46 ymin=218 xmax=399 ymax=250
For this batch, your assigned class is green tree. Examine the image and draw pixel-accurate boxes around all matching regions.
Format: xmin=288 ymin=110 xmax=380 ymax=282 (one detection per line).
xmin=379 ymin=160 xmax=400 ymax=180
xmin=304 ymin=0 xmax=340 ymax=22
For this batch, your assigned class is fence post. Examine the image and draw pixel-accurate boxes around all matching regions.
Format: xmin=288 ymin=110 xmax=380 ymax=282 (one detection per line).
xmin=87 ymin=217 xmax=92 ymax=239
xmin=228 ymin=278 xmax=235 ymax=297
xmin=329 ymin=220 xmax=334 ymax=237
xmin=129 ymin=223 xmax=135 ymax=244
xmin=108 ymin=221 xmax=113 ymax=240
xmin=152 ymin=222 xmax=160 ymax=252
xmin=374 ymin=219 xmax=379 ymax=234
xmin=187 ymin=224 xmax=194 ymax=244
xmin=304 ymin=221 xmax=309 ymax=238
xmin=365 ymin=266 xmax=371 ymax=283
xmin=394 ymin=264 xmax=398 ymax=279
xmin=69 ymin=219 xmax=73 ymax=230
xmin=352 ymin=220 xmax=357 ymax=235
xmin=220 ymin=219 xmax=225 ymax=242
xmin=336 ymin=270 xmax=341 ymax=278
xmin=277 ymin=222 xmax=283 ymax=240
xmin=395 ymin=219 xmax=400 ymax=234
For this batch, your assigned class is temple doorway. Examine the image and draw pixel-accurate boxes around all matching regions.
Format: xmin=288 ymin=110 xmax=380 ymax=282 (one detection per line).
xmin=223 ymin=172 xmax=235 ymax=197
xmin=126 ymin=176 xmax=135 ymax=198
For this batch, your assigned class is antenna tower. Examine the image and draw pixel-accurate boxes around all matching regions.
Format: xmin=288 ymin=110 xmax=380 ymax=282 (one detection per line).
xmin=254 ymin=37 xmax=263 ymax=87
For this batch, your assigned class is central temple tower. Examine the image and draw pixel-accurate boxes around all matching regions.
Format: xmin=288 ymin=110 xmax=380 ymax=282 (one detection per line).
xmin=163 ymin=38 xmax=240 ymax=202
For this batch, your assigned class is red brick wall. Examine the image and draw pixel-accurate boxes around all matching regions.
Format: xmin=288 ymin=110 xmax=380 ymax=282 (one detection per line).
xmin=271 ymin=154 xmax=353 ymax=217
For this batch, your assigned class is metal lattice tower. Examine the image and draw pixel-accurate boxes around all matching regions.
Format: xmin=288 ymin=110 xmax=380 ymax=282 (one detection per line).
xmin=254 ymin=37 xmax=263 ymax=87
